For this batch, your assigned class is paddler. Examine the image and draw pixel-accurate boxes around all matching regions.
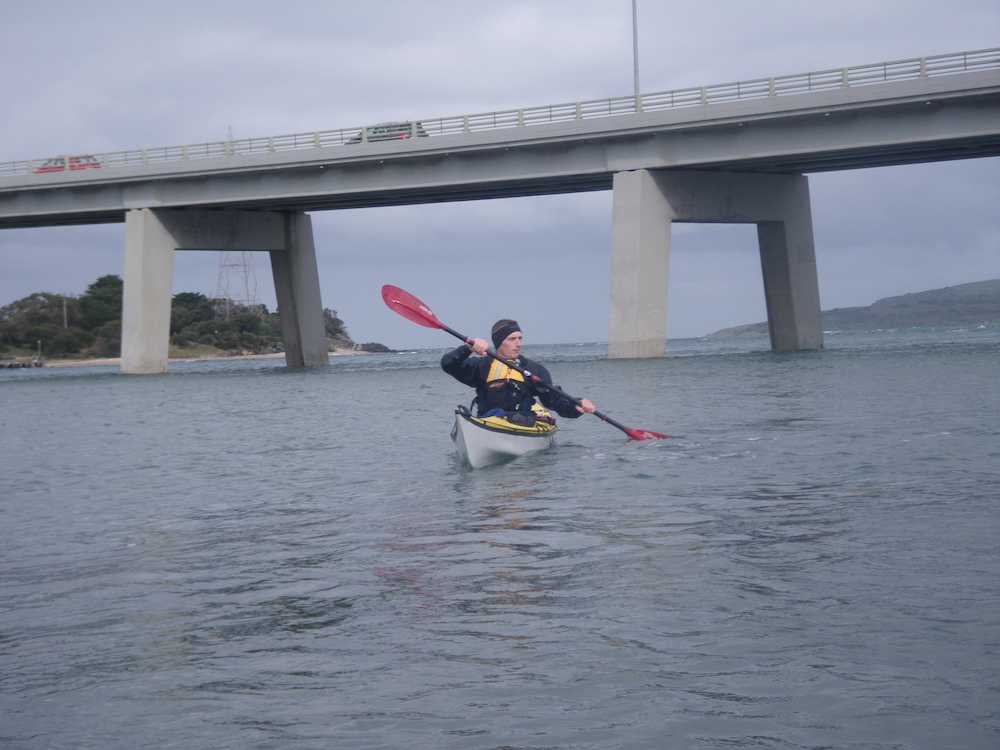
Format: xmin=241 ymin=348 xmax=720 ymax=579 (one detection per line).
xmin=441 ymin=319 xmax=596 ymax=422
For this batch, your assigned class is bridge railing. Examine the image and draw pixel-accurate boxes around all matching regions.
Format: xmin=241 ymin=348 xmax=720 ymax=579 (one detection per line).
xmin=2 ymin=48 xmax=997 ymax=178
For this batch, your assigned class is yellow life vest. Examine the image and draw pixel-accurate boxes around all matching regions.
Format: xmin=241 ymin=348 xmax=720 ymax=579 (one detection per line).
xmin=482 ymin=359 xmax=529 ymax=412
xmin=487 ymin=359 xmax=525 ymax=384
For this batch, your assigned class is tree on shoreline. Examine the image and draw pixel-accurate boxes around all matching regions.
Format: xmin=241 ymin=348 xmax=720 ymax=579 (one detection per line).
xmin=78 ymin=275 xmax=123 ymax=332
xmin=0 ymin=291 xmax=92 ymax=356
xmin=2 ymin=275 xmax=356 ymax=359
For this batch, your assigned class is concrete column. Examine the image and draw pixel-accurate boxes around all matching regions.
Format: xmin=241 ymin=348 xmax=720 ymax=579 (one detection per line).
xmin=270 ymin=213 xmax=329 ymax=367
xmin=121 ymin=209 xmax=176 ymax=374
xmin=607 ymin=169 xmax=823 ymax=357
xmin=609 ymin=170 xmax=674 ymax=358
xmin=120 ymin=208 xmax=329 ymax=374
xmin=756 ymin=181 xmax=824 ymax=351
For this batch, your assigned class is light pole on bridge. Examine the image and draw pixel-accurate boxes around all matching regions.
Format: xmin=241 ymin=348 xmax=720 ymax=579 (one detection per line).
xmin=632 ymin=0 xmax=641 ymax=111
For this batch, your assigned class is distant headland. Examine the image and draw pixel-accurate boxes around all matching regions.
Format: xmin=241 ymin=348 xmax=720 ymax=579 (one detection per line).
xmin=707 ymin=280 xmax=1000 ymax=338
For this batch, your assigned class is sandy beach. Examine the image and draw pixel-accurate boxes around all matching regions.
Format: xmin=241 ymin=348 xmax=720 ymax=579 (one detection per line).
xmin=41 ymin=350 xmax=366 ymax=368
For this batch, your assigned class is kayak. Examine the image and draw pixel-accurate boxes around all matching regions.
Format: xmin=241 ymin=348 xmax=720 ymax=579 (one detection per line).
xmin=451 ymin=404 xmax=556 ymax=468
xmin=451 ymin=405 xmax=557 ymax=468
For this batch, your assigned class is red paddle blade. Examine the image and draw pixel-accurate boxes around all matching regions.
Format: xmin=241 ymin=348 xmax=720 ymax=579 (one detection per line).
xmin=381 ymin=285 xmax=445 ymax=330
xmin=623 ymin=428 xmax=670 ymax=441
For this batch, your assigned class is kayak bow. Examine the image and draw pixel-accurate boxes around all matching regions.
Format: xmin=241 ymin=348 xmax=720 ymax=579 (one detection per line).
xmin=451 ymin=405 xmax=556 ymax=468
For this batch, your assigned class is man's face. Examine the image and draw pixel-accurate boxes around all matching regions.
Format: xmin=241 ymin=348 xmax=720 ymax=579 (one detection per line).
xmin=496 ymin=331 xmax=522 ymax=360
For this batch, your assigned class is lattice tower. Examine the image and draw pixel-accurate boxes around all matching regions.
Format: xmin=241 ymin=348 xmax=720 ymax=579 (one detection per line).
xmin=215 ymin=251 xmax=264 ymax=319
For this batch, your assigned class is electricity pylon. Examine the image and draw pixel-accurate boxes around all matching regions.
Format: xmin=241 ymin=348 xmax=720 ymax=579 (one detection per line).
xmin=215 ymin=251 xmax=263 ymax=319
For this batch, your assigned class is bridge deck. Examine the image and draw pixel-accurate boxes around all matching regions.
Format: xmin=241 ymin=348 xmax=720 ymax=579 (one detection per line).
xmin=1 ymin=50 xmax=998 ymax=229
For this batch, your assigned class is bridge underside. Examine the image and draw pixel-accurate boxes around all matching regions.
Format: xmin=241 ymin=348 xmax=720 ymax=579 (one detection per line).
xmin=117 ymin=168 xmax=821 ymax=373
xmin=3 ymin=135 xmax=996 ymax=230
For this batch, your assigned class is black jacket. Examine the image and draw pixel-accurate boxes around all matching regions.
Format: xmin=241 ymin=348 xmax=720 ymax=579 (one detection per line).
xmin=440 ymin=345 xmax=583 ymax=419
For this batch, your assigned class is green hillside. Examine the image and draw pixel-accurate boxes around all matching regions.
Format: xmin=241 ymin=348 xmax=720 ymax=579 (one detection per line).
xmin=707 ymin=280 xmax=1000 ymax=338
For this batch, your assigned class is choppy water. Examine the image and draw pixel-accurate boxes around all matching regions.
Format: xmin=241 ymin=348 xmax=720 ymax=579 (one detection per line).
xmin=2 ymin=328 xmax=998 ymax=749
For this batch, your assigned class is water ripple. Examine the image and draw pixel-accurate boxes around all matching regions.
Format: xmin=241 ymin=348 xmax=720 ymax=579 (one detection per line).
xmin=2 ymin=331 xmax=998 ymax=748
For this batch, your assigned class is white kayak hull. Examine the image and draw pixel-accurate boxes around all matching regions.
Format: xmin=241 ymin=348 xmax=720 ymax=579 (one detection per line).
xmin=451 ymin=407 xmax=556 ymax=469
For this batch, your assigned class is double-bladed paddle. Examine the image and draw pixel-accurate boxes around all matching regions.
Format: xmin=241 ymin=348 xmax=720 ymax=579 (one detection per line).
xmin=381 ymin=285 xmax=668 ymax=441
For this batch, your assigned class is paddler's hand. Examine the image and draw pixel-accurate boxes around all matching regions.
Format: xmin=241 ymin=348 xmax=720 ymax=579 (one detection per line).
xmin=576 ymin=398 xmax=596 ymax=415
xmin=467 ymin=338 xmax=489 ymax=356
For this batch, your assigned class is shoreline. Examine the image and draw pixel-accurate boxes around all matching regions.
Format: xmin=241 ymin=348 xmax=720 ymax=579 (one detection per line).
xmin=41 ymin=350 xmax=367 ymax=368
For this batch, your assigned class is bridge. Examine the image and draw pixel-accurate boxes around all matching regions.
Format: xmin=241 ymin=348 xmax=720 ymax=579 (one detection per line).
xmin=2 ymin=49 xmax=998 ymax=373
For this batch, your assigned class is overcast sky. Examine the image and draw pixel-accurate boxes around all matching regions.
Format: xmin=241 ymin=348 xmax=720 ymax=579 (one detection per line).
xmin=1 ymin=0 xmax=997 ymax=348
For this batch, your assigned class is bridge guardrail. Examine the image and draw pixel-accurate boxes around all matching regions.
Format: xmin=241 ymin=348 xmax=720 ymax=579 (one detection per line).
xmin=2 ymin=48 xmax=997 ymax=178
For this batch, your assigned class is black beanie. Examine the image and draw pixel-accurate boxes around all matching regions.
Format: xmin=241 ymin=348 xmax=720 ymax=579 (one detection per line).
xmin=491 ymin=319 xmax=521 ymax=349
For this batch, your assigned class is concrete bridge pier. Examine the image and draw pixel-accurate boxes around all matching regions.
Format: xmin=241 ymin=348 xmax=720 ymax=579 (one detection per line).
xmin=121 ymin=208 xmax=329 ymax=374
xmin=608 ymin=169 xmax=824 ymax=358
